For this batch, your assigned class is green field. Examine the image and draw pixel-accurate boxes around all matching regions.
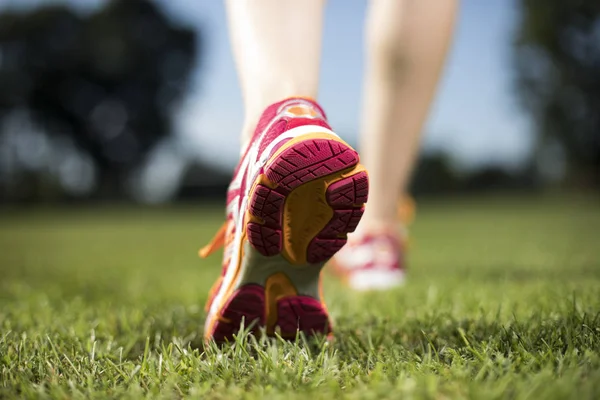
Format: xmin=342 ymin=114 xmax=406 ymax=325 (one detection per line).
xmin=1 ymin=195 xmax=599 ymax=399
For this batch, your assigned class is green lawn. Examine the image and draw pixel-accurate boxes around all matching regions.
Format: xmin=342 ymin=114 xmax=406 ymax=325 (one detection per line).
xmin=1 ymin=195 xmax=599 ymax=399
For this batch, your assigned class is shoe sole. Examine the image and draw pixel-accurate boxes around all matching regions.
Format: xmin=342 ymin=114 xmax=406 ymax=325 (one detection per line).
xmin=209 ymin=132 xmax=368 ymax=342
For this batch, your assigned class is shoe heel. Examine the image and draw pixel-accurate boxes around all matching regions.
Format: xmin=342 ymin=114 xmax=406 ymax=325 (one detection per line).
xmin=246 ymin=135 xmax=369 ymax=264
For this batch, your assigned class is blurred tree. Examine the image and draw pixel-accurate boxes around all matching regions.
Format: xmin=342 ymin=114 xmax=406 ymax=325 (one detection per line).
xmin=0 ymin=0 xmax=197 ymax=200
xmin=514 ymin=0 xmax=600 ymax=187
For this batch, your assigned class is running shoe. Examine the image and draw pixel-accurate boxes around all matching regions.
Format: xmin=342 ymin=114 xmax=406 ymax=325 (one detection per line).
xmin=329 ymin=196 xmax=414 ymax=290
xmin=200 ymin=97 xmax=369 ymax=342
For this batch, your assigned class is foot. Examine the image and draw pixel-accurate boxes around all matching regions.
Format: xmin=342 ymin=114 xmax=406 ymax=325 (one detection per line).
xmin=330 ymin=227 xmax=406 ymax=291
xmin=200 ymin=97 xmax=369 ymax=343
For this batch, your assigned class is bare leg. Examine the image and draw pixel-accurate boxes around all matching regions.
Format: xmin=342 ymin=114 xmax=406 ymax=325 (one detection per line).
xmin=225 ymin=0 xmax=325 ymax=149
xmin=359 ymin=0 xmax=458 ymax=229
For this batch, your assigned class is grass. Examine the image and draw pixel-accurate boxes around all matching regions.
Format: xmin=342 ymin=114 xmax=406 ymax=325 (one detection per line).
xmin=1 ymin=195 xmax=599 ymax=399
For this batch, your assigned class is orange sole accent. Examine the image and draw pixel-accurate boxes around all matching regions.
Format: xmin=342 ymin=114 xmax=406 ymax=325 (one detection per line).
xmin=264 ymin=272 xmax=298 ymax=335
xmin=280 ymin=164 xmax=366 ymax=264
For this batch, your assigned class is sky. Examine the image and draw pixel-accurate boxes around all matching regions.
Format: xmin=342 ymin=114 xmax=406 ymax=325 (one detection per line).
xmin=1 ymin=0 xmax=535 ymax=173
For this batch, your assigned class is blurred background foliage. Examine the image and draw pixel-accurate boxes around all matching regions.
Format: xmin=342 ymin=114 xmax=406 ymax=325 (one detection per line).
xmin=514 ymin=0 xmax=600 ymax=189
xmin=0 ymin=0 xmax=197 ymax=202
xmin=0 ymin=0 xmax=598 ymax=203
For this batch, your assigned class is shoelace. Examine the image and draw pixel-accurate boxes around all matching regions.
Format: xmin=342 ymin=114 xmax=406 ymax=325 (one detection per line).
xmin=199 ymin=222 xmax=228 ymax=258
